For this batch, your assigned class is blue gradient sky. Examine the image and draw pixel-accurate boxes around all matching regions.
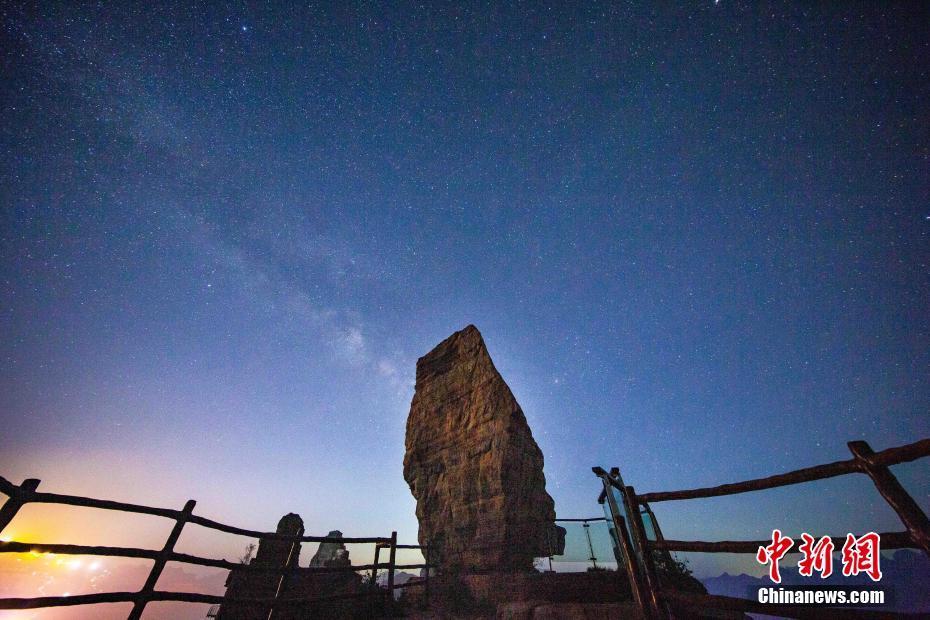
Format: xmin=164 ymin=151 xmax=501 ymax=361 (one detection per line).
xmin=1 ymin=0 xmax=928 ymax=593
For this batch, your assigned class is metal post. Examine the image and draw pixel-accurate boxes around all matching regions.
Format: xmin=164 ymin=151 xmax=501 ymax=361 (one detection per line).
xmin=128 ymin=499 xmax=196 ymax=620
xmin=849 ymin=441 xmax=930 ymax=556
xmin=583 ymin=521 xmax=598 ymax=570
xmin=0 ymin=479 xmax=39 ymax=535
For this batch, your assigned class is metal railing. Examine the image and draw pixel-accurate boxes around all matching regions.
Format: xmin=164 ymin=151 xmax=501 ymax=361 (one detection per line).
xmin=0 ymin=475 xmax=432 ymax=617
xmin=543 ymin=517 xmax=613 ymax=571
xmin=593 ymin=438 xmax=930 ymax=620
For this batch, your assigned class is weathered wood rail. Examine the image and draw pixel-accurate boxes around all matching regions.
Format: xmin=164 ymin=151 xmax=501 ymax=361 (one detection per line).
xmin=0 ymin=475 xmax=432 ymax=617
xmin=594 ymin=437 xmax=930 ymax=620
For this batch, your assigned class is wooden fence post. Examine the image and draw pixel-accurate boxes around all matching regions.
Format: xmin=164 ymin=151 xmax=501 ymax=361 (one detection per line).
xmin=368 ymin=542 xmax=381 ymax=617
xmin=848 ymin=441 xmax=930 ymax=556
xmin=128 ymin=499 xmax=196 ymax=620
xmin=371 ymin=543 xmax=381 ymax=587
xmin=386 ymin=531 xmax=397 ymax=614
xmin=622 ymin=486 xmax=666 ymax=620
xmin=0 ymin=479 xmax=40 ymax=535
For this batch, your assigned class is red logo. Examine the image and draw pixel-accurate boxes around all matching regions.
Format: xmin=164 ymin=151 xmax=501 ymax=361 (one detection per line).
xmin=756 ymin=529 xmax=794 ymax=583
xmin=841 ymin=532 xmax=882 ymax=582
xmin=756 ymin=531 xmax=882 ymax=582
xmin=797 ymin=533 xmax=834 ymax=578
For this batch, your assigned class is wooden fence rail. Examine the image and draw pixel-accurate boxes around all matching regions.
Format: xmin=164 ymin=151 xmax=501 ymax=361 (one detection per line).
xmin=0 ymin=475 xmax=432 ymax=616
xmin=594 ymin=437 xmax=930 ymax=620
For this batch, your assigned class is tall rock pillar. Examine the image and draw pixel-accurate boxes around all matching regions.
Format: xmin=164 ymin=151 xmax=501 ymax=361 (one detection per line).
xmin=403 ymin=325 xmax=564 ymax=573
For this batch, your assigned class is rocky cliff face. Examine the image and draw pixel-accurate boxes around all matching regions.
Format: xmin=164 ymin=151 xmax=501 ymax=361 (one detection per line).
xmin=403 ymin=325 xmax=564 ymax=572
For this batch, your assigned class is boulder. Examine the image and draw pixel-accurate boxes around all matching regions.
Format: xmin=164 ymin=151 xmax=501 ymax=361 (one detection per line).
xmin=309 ymin=530 xmax=351 ymax=567
xmin=403 ymin=325 xmax=565 ymax=572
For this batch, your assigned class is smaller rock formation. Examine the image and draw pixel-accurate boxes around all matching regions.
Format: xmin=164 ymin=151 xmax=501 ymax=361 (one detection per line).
xmin=309 ymin=530 xmax=351 ymax=568
xmin=217 ymin=516 xmax=364 ymax=620
xmin=218 ymin=513 xmax=304 ymax=620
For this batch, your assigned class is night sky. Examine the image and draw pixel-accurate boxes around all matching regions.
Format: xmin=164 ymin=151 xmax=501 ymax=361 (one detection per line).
xmin=1 ymin=0 xmax=929 ymax=606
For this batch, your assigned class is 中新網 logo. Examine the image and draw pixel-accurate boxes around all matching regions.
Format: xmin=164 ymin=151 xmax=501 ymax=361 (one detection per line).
xmin=756 ymin=530 xmax=882 ymax=583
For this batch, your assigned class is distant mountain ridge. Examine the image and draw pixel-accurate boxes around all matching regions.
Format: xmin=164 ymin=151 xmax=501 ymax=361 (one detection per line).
xmin=701 ymin=550 xmax=930 ymax=613
xmin=377 ymin=571 xmax=419 ymax=599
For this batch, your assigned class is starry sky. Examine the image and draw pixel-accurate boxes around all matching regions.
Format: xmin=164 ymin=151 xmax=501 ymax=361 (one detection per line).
xmin=1 ymin=1 xmax=929 ymax=610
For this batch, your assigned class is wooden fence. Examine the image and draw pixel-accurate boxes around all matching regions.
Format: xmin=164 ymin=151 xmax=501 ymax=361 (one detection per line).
xmin=593 ymin=438 xmax=930 ymax=620
xmin=0 ymin=475 xmax=431 ymax=617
